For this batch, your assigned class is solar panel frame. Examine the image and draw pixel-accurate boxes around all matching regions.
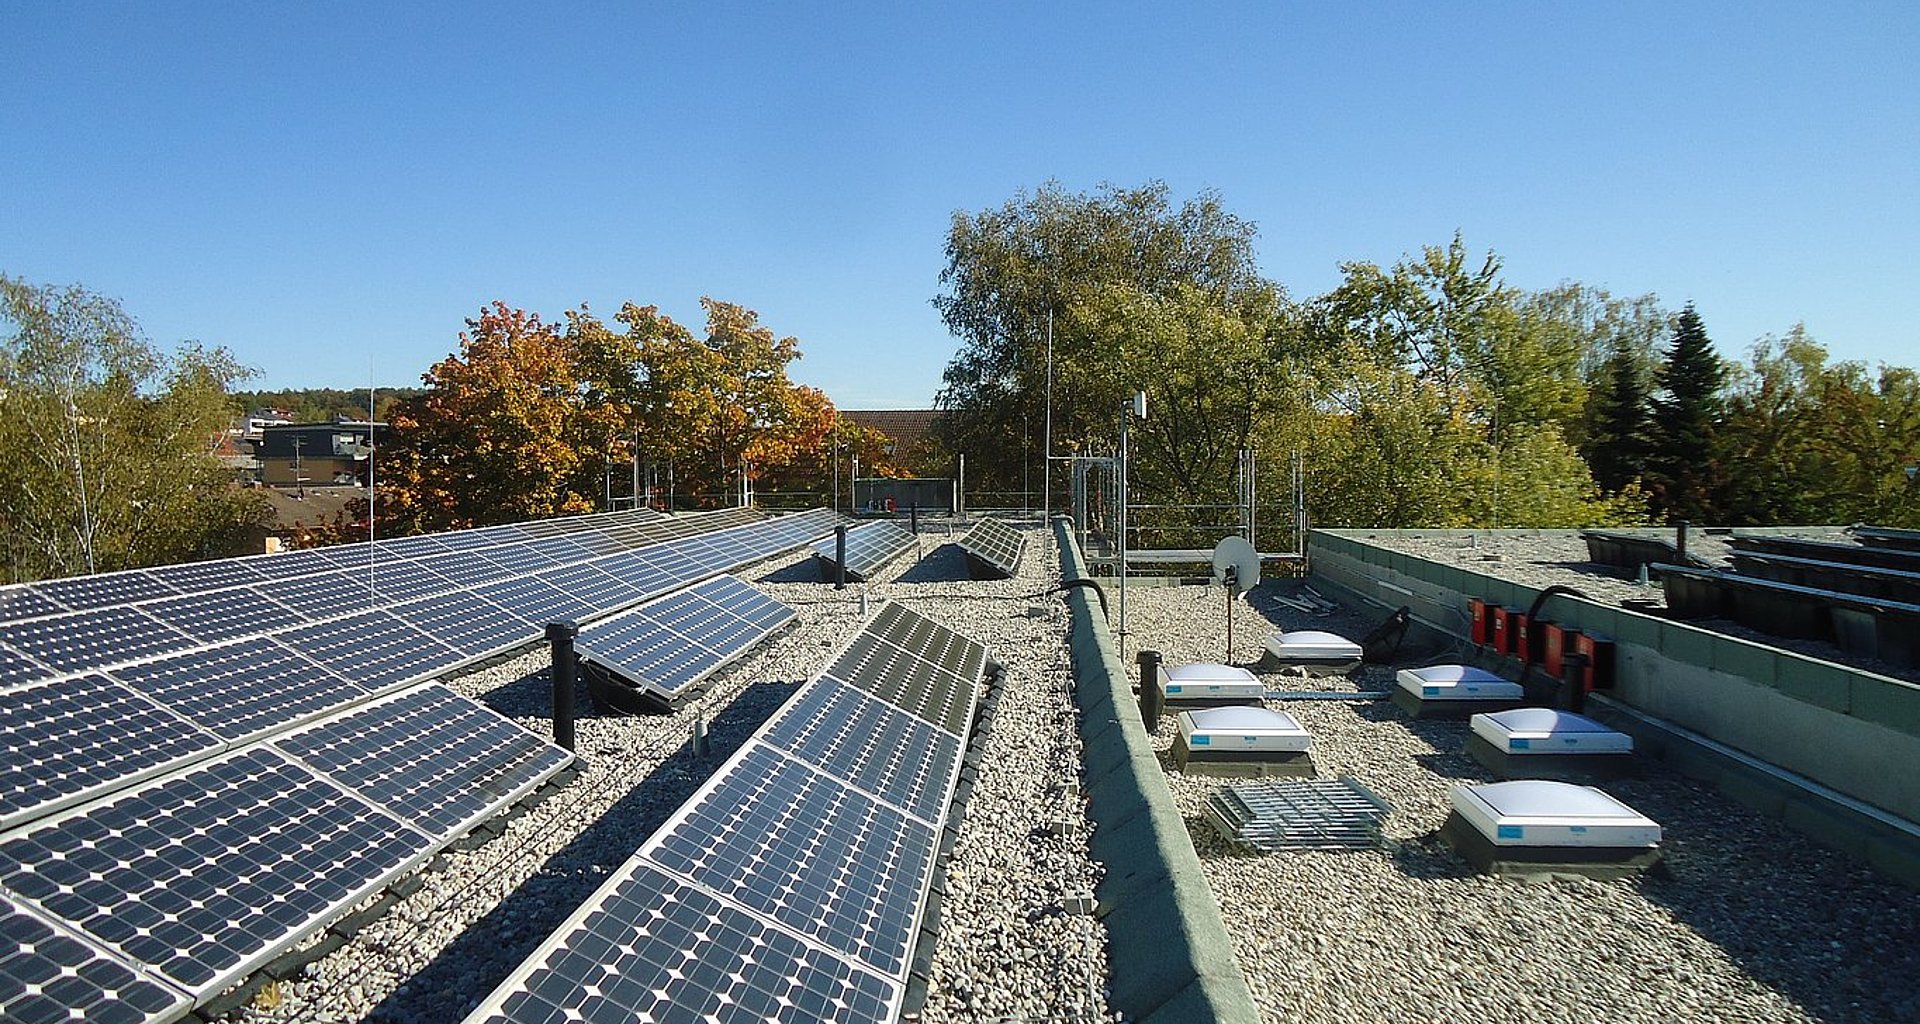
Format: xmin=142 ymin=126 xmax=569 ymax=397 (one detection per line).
xmin=0 ymin=747 xmax=435 ymax=1000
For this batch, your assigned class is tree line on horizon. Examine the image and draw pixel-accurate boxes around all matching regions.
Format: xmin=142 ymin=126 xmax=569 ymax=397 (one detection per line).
xmin=3 ymin=182 xmax=1916 ymax=580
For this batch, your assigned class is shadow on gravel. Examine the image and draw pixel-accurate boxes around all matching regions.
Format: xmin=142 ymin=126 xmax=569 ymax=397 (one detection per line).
xmin=894 ymin=543 xmax=971 ymax=583
xmin=755 ymin=558 xmax=828 ymax=584
xmin=366 ymin=677 xmax=803 ymax=1024
xmin=1622 ymin=776 xmax=1920 ymax=1024
xmin=472 ymin=662 xmax=562 ymax=720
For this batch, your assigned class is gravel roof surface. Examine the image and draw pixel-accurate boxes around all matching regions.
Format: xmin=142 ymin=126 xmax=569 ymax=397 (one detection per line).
xmin=1125 ymin=579 xmax=1920 ymax=1024
xmin=1344 ymin=528 xmax=1920 ymax=683
xmin=229 ymin=520 xmax=1113 ymax=1024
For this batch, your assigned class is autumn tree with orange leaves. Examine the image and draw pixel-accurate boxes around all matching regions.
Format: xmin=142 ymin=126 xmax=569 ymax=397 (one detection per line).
xmin=376 ymin=302 xmax=628 ymax=532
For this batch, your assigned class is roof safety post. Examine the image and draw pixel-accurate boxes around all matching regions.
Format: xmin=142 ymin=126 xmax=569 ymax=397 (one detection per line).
xmin=547 ymin=620 xmax=579 ymax=751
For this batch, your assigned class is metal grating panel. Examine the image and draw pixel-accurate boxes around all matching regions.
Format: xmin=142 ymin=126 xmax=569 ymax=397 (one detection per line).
xmin=1204 ymin=776 xmax=1391 ymax=852
xmin=275 ymin=684 xmax=573 ymax=840
xmin=0 ymin=747 xmax=433 ymax=998
xmin=0 ymin=900 xmax=189 ymax=1024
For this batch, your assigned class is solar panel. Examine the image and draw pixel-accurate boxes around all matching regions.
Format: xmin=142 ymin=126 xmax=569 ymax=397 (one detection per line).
xmin=106 ymin=637 xmax=367 ymax=744
xmin=956 ymin=517 xmax=1025 ymax=578
xmin=0 ymin=607 xmax=197 ymax=676
xmin=139 ymin=587 xmax=304 ymax=644
xmin=0 ymin=674 xmax=219 ymax=831
xmin=0 ymin=586 xmax=67 ymax=623
xmin=466 ymin=861 xmax=898 ymax=1024
xmin=279 ymin=610 xmax=464 ymax=693
xmin=588 ymin=551 xmax=679 ymax=596
xmin=274 ymin=684 xmax=572 ymax=840
xmin=822 ymin=632 xmax=978 ymax=737
xmin=234 ymin=547 xmax=338 ymax=580
xmin=575 ymin=578 xmax=795 ymax=701
xmin=0 ymin=747 xmax=434 ymax=999
xmin=811 ymin=522 xmax=917 ymax=583
xmin=0 ymin=899 xmax=189 ymax=1024
xmin=28 ymin=571 xmax=178 ymax=612
xmin=256 ymin=570 xmax=379 ymax=618
xmin=869 ymin=601 xmax=991 ymax=684
xmin=0 ymin=644 xmax=52 ymax=686
xmin=534 ymin=562 xmax=645 ymax=610
xmin=468 ymin=576 xmax=598 ymax=628
xmin=761 ymin=676 xmax=963 ymax=824
xmin=646 ymin=744 xmax=934 ymax=977
xmin=478 ymin=545 xmax=562 ymax=576
xmin=145 ymin=556 xmax=267 ymax=594
xmin=390 ymin=591 xmax=532 ymax=658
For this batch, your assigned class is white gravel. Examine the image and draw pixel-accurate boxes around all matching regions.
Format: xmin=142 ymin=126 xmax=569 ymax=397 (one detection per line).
xmin=228 ymin=520 xmax=1114 ymax=1024
xmin=1124 ymin=578 xmax=1920 ymax=1024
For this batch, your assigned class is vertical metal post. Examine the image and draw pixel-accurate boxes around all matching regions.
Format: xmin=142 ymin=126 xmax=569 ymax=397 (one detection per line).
xmin=1044 ymin=309 xmax=1054 ymax=518
xmin=546 ymin=621 xmax=579 ymax=751
xmin=909 ymin=504 xmax=919 ymax=535
xmin=1117 ymin=413 xmax=1129 ymax=648
xmin=833 ymin=524 xmax=848 ymax=590
xmin=957 ymin=454 xmax=966 ymax=518
xmin=1675 ymin=520 xmax=1690 ymax=564
xmin=1137 ymin=649 xmax=1163 ymax=730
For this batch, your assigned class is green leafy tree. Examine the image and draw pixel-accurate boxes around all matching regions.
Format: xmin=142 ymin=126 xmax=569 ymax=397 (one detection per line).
xmin=1645 ymin=303 xmax=1726 ymax=521
xmin=932 ymin=180 xmax=1297 ymax=534
xmin=0 ymin=276 xmax=268 ymax=580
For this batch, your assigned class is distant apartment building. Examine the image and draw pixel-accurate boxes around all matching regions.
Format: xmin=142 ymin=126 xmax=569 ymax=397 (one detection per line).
xmin=255 ymin=421 xmax=389 ymax=488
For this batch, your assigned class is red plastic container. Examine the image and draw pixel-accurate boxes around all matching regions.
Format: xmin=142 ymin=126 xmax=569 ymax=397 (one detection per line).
xmin=1469 ymin=598 xmax=1491 ymax=645
xmin=1571 ymin=631 xmax=1616 ymax=690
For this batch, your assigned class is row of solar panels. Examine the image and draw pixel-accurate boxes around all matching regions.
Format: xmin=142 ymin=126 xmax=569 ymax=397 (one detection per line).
xmin=468 ymin=601 xmax=994 ymax=1024
xmin=578 ymin=575 xmax=798 ymax=712
xmin=956 ymin=517 xmax=1025 ymax=579
xmin=2 ymin=510 xmax=845 ymax=1021
xmin=0 ymin=681 xmax=573 ymax=1022
xmin=1 ymin=509 xmax=842 ymax=837
xmin=811 ymin=520 xmax=919 ymax=583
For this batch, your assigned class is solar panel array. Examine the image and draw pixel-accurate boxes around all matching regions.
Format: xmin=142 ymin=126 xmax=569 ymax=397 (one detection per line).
xmin=469 ymin=601 xmax=993 ymax=1024
xmin=1 ymin=506 xmax=843 ymax=1022
xmin=956 ymin=517 xmax=1026 ymax=579
xmin=812 ymin=520 xmax=919 ymax=583
xmin=576 ymin=575 xmax=797 ymax=706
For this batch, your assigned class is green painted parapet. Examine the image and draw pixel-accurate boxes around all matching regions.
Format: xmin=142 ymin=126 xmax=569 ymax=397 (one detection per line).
xmin=1055 ymin=516 xmax=1260 ymax=1024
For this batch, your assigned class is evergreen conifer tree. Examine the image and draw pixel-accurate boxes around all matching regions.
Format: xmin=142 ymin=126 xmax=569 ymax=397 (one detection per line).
xmin=1587 ymin=345 xmax=1652 ymax=492
xmin=1646 ymin=303 xmax=1726 ymax=521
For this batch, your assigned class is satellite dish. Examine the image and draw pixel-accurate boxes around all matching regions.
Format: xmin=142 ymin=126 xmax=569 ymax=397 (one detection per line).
xmin=1212 ymin=536 xmax=1260 ymax=597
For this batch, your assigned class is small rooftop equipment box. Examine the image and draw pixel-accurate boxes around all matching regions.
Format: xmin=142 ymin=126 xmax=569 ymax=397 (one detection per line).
xmin=1467 ymin=708 xmax=1634 ymax=781
xmin=1441 ymin=780 xmax=1663 ymax=879
xmin=1391 ymin=664 xmax=1524 ymax=719
xmin=1159 ymin=662 xmax=1265 ymax=707
xmin=1172 ymin=706 xmax=1315 ymax=777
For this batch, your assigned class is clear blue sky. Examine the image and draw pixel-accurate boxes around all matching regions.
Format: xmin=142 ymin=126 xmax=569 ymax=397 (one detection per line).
xmin=4 ymin=3 xmax=1915 ymax=407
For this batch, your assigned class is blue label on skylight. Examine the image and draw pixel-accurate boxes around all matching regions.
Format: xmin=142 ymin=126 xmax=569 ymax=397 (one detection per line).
xmin=1510 ymin=738 xmax=1531 ymax=750
xmin=1166 ymin=685 xmax=1183 ymax=694
xmin=1191 ymin=735 xmax=1211 ymax=745
xmin=1423 ymin=686 xmax=1439 ymax=696
xmin=1497 ymin=825 xmax=1524 ymax=840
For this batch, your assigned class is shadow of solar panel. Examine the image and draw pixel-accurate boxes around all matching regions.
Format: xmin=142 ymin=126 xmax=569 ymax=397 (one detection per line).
xmin=0 ymin=607 xmax=197 ymax=676
xmin=822 ymin=632 xmax=976 ymax=737
xmin=1 ymin=901 xmax=189 ymax=1024
xmin=29 ymin=572 xmax=178 ymax=613
xmin=391 ymin=592 xmax=532 ymax=658
xmin=275 ymin=684 xmax=572 ymax=840
xmin=0 ymin=587 xmax=66 ymax=624
xmin=469 ymin=861 xmax=897 ymax=1024
xmin=107 ymin=637 xmax=366 ymax=744
xmin=146 ymin=556 xmax=267 ymax=595
xmin=0 ymin=675 xmax=219 ymax=832
xmin=279 ymin=610 xmax=464 ymax=694
xmin=0 ymin=748 xmax=432 ymax=998
xmin=957 ymin=518 xmax=1025 ymax=578
xmin=141 ymin=587 xmax=305 ymax=644
xmin=647 ymin=744 xmax=935 ymax=978
xmin=761 ymin=677 xmax=963 ymax=824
